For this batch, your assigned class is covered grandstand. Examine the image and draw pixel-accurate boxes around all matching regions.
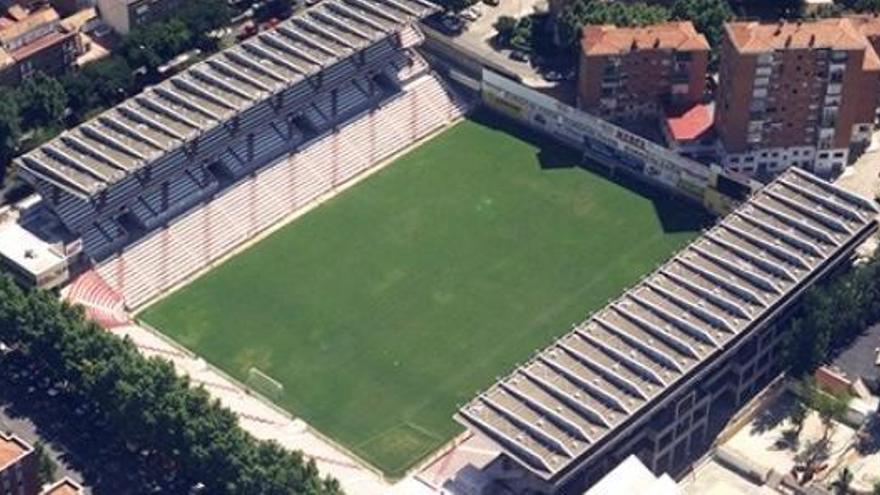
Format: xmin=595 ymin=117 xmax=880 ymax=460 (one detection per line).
xmin=455 ymin=167 xmax=879 ymax=491
xmin=13 ymin=0 xmax=440 ymax=261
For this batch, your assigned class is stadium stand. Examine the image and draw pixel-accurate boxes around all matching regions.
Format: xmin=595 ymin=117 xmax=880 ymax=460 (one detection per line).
xmin=14 ymin=0 xmax=442 ymax=263
xmin=455 ymin=167 xmax=879 ymax=491
xmin=10 ymin=0 xmax=473 ymax=309
xmin=95 ymin=74 xmax=467 ymax=308
xmin=62 ymin=269 xmax=129 ymax=328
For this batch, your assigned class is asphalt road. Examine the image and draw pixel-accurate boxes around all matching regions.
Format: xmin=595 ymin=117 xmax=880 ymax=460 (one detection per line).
xmin=0 ymin=405 xmax=90 ymax=493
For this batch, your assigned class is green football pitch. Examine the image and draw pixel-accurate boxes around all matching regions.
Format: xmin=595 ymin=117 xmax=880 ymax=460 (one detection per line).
xmin=140 ymin=111 xmax=711 ymax=478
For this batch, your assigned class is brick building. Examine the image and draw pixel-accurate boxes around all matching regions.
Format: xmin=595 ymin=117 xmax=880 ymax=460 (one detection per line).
xmin=0 ymin=1 xmax=80 ymax=86
xmin=577 ymin=22 xmax=710 ymax=121
xmin=0 ymin=432 xmax=38 ymax=495
xmin=715 ymin=18 xmax=880 ymax=177
xmin=95 ymin=0 xmax=182 ymax=35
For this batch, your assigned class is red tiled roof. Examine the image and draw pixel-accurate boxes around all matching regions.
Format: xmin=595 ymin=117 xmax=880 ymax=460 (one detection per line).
xmin=814 ymin=365 xmax=852 ymax=396
xmin=581 ymin=21 xmax=710 ymax=57
xmin=0 ymin=432 xmax=31 ymax=471
xmin=725 ymin=18 xmax=880 ymax=70
xmin=664 ymin=103 xmax=713 ymax=142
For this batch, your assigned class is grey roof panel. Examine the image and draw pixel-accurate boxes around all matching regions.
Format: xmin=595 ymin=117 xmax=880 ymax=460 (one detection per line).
xmin=14 ymin=0 xmax=438 ymax=196
xmin=456 ymin=169 xmax=878 ymax=480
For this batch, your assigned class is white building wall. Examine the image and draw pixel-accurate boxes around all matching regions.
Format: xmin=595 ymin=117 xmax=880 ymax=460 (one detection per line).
xmin=96 ymin=0 xmax=132 ymax=35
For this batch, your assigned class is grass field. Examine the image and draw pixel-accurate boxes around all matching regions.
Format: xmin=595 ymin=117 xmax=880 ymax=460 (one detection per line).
xmin=140 ymin=112 xmax=712 ymax=478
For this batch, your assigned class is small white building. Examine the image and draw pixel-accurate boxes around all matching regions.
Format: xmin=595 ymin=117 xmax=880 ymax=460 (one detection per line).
xmin=584 ymin=456 xmax=680 ymax=495
xmin=0 ymin=201 xmax=71 ymax=290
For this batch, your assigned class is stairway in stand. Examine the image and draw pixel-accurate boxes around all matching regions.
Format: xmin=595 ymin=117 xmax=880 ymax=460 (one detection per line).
xmin=96 ymin=73 xmax=471 ymax=310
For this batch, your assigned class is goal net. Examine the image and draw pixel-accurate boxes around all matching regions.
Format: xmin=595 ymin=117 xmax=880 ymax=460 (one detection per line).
xmin=246 ymin=367 xmax=284 ymax=401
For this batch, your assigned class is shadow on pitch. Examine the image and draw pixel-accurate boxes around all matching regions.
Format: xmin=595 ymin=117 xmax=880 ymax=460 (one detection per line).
xmin=467 ymin=109 xmax=714 ymax=234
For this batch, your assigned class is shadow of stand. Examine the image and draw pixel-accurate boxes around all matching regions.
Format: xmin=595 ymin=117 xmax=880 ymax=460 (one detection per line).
xmin=468 ymin=109 xmax=715 ymax=234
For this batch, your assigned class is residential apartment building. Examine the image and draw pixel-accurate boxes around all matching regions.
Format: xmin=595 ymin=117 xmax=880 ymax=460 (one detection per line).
xmin=0 ymin=1 xmax=80 ymax=86
xmin=0 ymin=432 xmax=38 ymax=495
xmin=577 ymin=22 xmax=710 ymax=121
xmin=715 ymin=19 xmax=880 ymax=177
xmin=95 ymin=0 xmax=181 ymax=35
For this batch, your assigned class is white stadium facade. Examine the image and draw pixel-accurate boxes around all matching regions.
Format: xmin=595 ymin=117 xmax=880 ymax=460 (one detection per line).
xmin=456 ymin=167 xmax=878 ymax=493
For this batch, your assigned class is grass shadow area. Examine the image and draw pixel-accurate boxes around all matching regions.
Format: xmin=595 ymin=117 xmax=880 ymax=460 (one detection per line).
xmin=467 ymin=109 xmax=715 ymax=234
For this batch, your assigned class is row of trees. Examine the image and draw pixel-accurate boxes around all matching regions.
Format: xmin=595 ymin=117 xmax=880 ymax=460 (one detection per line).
xmin=0 ymin=274 xmax=341 ymax=494
xmin=0 ymin=0 xmax=234 ymax=185
xmin=782 ymin=252 xmax=880 ymax=377
xmin=557 ymin=0 xmax=734 ymax=57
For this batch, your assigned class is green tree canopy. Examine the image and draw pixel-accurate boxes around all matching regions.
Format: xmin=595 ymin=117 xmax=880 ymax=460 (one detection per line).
xmin=18 ymin=73 xmax=67 ymax=129
xmin=0 ymin=88 xmax=21 ymax=182
xmin=670 ymin=0 xmax=734 ymax=52
xmin=0 ymin=275 xmax=343 ymax=494
xmin=557 ymin=0 xmax=670 ymax=48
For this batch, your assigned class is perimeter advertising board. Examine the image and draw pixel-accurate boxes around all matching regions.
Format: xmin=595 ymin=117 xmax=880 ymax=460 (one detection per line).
xmin=481 ymin=70 xmax=751 ymax=213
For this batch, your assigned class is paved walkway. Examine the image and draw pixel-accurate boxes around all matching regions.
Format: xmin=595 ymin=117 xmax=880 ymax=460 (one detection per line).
xmin=113 ymin=324 xmax=438 ymax=495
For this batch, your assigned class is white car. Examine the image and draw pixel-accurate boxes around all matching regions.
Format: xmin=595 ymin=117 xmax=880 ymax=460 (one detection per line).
xmin=461 ymin=5 xmax=482 ymax=21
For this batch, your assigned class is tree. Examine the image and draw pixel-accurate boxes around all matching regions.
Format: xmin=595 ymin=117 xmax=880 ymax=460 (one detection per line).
xmin=832 ymin=467 xmax=854 ymax=495
xmin=0 ymin=88 xmax=21 ymax=183
xmin=494 ymin=16 xmax=518 ymax=45
xmin=123 ymin=20 xmax=193 ymax=75
xmin=434 ymin=0 xmax=478 ymax=12
xmin=17 ymin=73 xmax=67 ymax=129
xmin=0 ymin=274 xmax=342 ymax=494
xmin=789 ymin=399 xmax=808 ymax=437
xmin=511 ymin=16 xmax=535 ymax=52
xmin=796 ymin=438 xmax=831 ymax=484
xmin=670 ymin=0 xmax=733 ymax=61
xmin=783 ymin=253 xmax=880 ymax=377
xmin=842 ymin=0 xmax=880 ymax=13
xmin=179 ymin=0 xmax=233 ymax=50
xmin=557 ymin=0 xmax=670 ymax=47
xmin=873 ymin=481 xmax=880 ymax=495
xmin=63 ymin=56 xmax=135 ymax=122
xmin=33 ymin=441 xmax=57 ymax=486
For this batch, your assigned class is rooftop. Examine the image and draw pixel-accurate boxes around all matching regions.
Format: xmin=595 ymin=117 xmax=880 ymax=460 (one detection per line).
xmin=0 ymin=431 xmax=32 ymax=471
xmin=665 ymin=103 xmax=714 ymax=142
xmin=725 ymin=18 xmax=880 ymax=69
xmin=583 ymin=455 xmax=679 ymax=495
xmin=41 ymin=478 xmax=83 ymax=495
xmin=0 ymin=213 xmax=67 ymax=276
xmin=456 ymin=168 xmax=879 ymax=481
xmin=581 ymin=21 xmax=709 ymax=57
xmin=0 ymin=2 xmax=60 ymax=46
xmin=14 ymin=0 xmax=436 ymax=199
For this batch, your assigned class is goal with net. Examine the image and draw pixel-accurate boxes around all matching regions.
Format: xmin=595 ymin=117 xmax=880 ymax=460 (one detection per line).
xmin=246 ymin=367 xmax=284 ymax=401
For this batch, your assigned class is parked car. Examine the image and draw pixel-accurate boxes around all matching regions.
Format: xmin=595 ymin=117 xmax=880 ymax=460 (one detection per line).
xmin=510 ymin=50 xmax=529 ymax=62
xmin=543 ymin=70 xmax=564 ymax=82
xmin=439 ymin=14 xmax=465 ymax=34
xmin=460 ymin=5 xmax=482 ymax=21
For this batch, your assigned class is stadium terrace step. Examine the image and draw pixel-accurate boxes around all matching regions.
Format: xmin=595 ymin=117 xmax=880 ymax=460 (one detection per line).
xmin=95 ymin=72 xmax=468 ymax=310
xmin=62 ymin=270 xmax=130 ymax=328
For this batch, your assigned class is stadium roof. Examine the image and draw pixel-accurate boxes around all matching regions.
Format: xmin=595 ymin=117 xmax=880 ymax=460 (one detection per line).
xmin=14 ymin=0 xmax=436 ymax=199
xmin=455 ymin=168 xmax=878 ymax=481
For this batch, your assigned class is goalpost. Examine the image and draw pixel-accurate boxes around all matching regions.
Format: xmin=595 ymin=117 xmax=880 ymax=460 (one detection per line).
xmin=246 ymin=367 xmax=284 ymax=401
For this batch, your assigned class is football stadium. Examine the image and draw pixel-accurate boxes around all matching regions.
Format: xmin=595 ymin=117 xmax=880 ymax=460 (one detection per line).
xmin=139 ymin=113 xmax=710 ymax=476
xmin=3 ymin=0 xmax=878 ymax=492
